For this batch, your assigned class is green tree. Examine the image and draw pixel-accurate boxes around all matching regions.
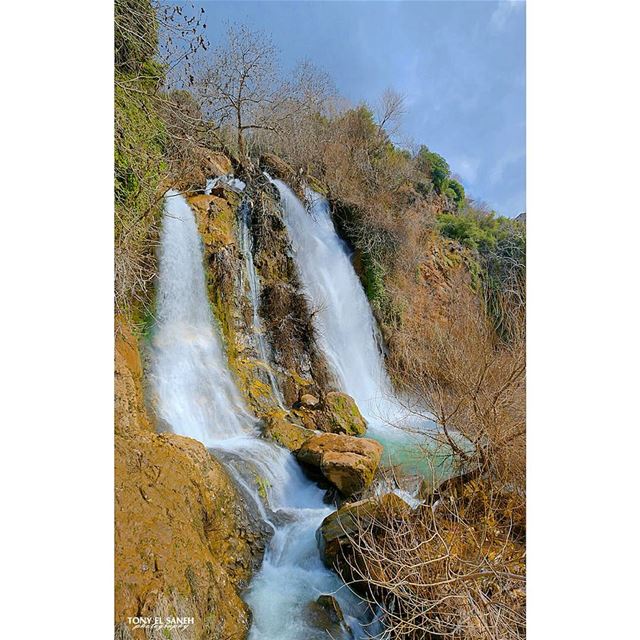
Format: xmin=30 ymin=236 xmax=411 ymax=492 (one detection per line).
xmin=444 ymin=178 xmax=466 ymax=209
xmin=416 ymin=146 xmax=450 ymax=193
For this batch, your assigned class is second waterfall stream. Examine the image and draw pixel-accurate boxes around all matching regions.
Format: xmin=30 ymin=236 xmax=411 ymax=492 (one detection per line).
xmin=148 ymin=190 xmax=373 ymax=639
xmin=270 ymin=179 xmax=441 ymax=475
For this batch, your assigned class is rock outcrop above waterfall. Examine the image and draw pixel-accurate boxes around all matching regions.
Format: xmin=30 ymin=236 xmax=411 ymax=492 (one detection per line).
xmin=296 ymin=433 xmax=383 ymax=496
xmin=172 ymin=146 xmax=234 ymax=193
xmin=115 ymin=320 xmax=264 ymax=639
xmin=259 ymin=153 xmax=296 ymax=183
xmin=317 ymin=493 xmax=411 ymax=582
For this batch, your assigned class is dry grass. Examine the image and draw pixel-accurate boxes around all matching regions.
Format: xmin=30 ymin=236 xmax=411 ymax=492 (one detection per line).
xmin=338 ymin=479 xmax=525 ymax=640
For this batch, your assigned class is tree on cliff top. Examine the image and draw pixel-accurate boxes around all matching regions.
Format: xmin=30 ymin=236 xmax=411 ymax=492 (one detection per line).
xmin=196 ymin=24 xmax=332 ymax=162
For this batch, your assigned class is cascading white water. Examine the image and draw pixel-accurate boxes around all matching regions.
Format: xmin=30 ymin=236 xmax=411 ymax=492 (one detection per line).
xmin=237 ymin=200 xmax=285 ymax=407
xmin=149 ymin=189 xmax=371 ymax=640
xmin=271 ymin=183 xmax=393 ymax=417
xmin=271 ymin=180 xmax=450 ymax=478
xmin=150 ymin=190 xmax=253 ymax=445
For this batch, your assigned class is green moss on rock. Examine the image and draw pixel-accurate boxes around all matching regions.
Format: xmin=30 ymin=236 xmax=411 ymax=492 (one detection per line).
xmin=324 ymin=391 xmax=367 ymax=436
xmin=263 ymin=412 xmax=314 ymax=452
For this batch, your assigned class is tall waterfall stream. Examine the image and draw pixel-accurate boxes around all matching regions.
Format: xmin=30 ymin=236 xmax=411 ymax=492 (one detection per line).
xmin=149 ymin=190 xmax=373 ymax=639
xmin=271 ymin=180 xmax=456 ymax=485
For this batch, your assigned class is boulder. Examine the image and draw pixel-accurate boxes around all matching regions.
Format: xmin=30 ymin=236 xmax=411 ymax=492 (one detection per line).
xmin=299 ymin=393 xmax=320 ymax=409
xmin=317 ymin=493 xmax=411 ymax=572
xmin=293 ymin=391 xmax=367 ymax=436
xmin=305 ymin=595 xmax=351 ymax=638
xmin=263 ymin=413 xmax=314 ymax=452
xmin=306 ymin=597 xmax=351 ymax=639
xmin=316 ymin=595 xmax=347 ymax=627
xmin=296 ymin=433 xmax=383 ymax=496
xmin=323 ymin=391 xmax=367 ymax=436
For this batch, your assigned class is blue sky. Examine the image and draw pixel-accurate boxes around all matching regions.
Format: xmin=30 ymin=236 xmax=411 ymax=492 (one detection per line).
xmin=196 ymin=1 xmax=525 ymax=217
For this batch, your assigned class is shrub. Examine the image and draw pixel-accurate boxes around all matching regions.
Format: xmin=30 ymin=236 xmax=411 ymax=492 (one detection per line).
xmin=114 ymin=0 xmax=167 ymax=317
xmin=437 ymin=213 xmax=494 ymax=251
xmin=416 ymin=146 xmax=450 ymax=193
xmin=114 ymin=0 xmax=158 ymax=75
xmin=445 ymin=178 xmax=465 ymax=209
xmin=361 ymin=252 xmax=386 ymax=304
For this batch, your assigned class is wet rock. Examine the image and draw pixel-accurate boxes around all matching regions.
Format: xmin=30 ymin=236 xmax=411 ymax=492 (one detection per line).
xmin=296 ymin=433 xmax=383 ymax=496
xmin=263 ymin=413 xmax=314 ymax=452
xmin=317 ymin=493 xmax=411 ymax=573
xmin=323 ymin=391 xmax=367 ymax=436
xmin=316 ymin=594 xmax=348 ymax=626
xmin=306 ymin=596 xmax=352 ymax=639
xmin=299 ymin=393 xmax=320 ymax=409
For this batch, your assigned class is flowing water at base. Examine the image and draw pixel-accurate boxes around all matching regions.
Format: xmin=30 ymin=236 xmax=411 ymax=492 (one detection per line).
xmin=149 ymin=190 xmax=374 ymax=640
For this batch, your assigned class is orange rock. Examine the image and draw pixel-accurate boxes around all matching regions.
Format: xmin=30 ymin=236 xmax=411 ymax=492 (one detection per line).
xmin=296 ymin=433 xmax=383 ymax=496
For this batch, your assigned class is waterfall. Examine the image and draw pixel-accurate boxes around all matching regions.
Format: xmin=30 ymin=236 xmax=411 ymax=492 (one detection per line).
xmin=237 ymin=200 xmax=285 ymax=407
xmin=149 ymin=189 xmax=370 ymax=640
xmin=271 ymin=180 xmax=449 ymax=477
xmin=271 ymin=183 xmax=393 ymax=415
xmin=149 ymin=190 xmax=253 ymax=445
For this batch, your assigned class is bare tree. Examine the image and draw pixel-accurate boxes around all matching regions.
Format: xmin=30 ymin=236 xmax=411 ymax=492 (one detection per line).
xmin=376 ymin=88 xmax=407 ymax=137
xmin=195 ymin=25 xmax=332 ymax=163
xmin=196 ymin=25 xmax=278 ymax=159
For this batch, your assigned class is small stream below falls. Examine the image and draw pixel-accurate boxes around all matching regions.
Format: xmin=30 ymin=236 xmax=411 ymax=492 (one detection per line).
xmin=149 ymin=190 xmax=377 ymax=640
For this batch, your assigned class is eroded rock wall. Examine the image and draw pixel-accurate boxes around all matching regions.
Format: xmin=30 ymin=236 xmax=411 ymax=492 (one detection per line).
xmin=188 ymin=177 xmax=333 ymax=417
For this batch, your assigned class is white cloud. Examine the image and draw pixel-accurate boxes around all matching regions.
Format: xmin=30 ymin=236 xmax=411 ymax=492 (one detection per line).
xmin=490 ymin=1 xmax=522 ymax=31
xmin=450 ymin=155 xmax=481 ymax=185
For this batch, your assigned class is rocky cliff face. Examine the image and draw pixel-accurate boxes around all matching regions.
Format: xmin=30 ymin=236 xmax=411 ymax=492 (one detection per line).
xmin=187 ymin=180 xmax=332 ymax=418
xmin=114 ymin=153 xmax=471 ymax=638
xmin=186 ymin=173 xmax=371 ymax=452
xmin=115 ymin=320 xmax=265 ymax=640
